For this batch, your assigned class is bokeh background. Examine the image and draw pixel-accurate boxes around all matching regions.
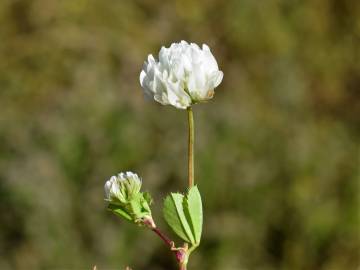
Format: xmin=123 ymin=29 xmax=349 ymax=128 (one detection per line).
xmin=0 ymin=0 xmax=359 ymax=269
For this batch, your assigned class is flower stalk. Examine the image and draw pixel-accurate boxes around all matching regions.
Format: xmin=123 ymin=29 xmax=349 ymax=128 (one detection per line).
xmin=179 ymin=106 xmax=195 ymax=270
xmin=187 ymin=107 xmax=194 ymax=188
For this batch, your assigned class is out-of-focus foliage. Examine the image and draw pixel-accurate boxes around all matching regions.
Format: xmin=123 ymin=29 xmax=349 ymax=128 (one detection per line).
xmin=0 ymin=0 xmax=359 ymax=269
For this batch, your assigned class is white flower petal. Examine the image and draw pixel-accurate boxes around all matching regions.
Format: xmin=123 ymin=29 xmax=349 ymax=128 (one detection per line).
xmin=209 ymin=70 xmax=224 ymax=89
xmin=104 ymin=171 xmax=143 ymax=202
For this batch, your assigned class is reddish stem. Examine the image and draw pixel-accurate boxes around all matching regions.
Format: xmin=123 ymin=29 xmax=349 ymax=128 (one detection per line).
xmin=151 ymin=227 xmax=173 ymax=247
xmin=151 ymin=227 xmax=187 ymax=269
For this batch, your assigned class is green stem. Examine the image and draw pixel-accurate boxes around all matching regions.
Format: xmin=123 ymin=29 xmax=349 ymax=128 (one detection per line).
xmin=184 ymin=107 xmax=195 ymax=270
xmin=187 ymin=107 xmax=194 ymax=188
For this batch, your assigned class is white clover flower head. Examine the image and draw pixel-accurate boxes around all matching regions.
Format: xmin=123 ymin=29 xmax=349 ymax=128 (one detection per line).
xmin=104 ymin=171 xmax=142 ymax=203
xmin=140 ymin=40 xmax=223 ymax=109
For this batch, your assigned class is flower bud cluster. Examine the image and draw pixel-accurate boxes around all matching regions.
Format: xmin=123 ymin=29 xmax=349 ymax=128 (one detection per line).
xmin=104 ymin=172 xmax=154 ymax=227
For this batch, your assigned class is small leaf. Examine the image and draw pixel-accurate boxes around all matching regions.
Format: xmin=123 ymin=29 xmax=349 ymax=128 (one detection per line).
xmin=185 ymin=185 xmax=203 ymax=244
xmin=171 ymin=193 xmax=195 ymax=244
xmin=143 ymin=192 xmax=153 ymax=205
xmin=129 ymin=194 xmax=143 ymax=217
xmin=128 ymin=193 xmax=152 ymax=219
xmin=108 ymin=204 xmax=132 ymax=221
xmin=140 ymin=193 xmax=152 ymax=215
xmin=163 ymin=193 xmax=194 ymax=243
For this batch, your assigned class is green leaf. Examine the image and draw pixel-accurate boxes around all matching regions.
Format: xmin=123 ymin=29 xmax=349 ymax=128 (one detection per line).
xmin=163 ymin=193 xmax=195 ymax=243
xmin=108 ymin=204 xmax=132 ymax=221
xmin=129 ymin=193 xmax=143 ymax=217
xmin=143 ymin=191 xmax=153 ymax=205
xmin=163 ymin=187 xmax=203 ymax=245
xmin=139 ymin=193 xmax=152 ymax=216
xmin=185 ymin=185 xmax=203 ymax=244
xmin=172 ymin=193 xmax=195 ymax=244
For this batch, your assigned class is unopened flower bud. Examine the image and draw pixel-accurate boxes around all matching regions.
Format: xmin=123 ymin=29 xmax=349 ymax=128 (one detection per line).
xmin=104 ymin=171 xmax=154 ymax=226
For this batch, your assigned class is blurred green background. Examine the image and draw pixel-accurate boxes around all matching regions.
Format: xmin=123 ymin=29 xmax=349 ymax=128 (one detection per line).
xmin=0 ymin=0 xmax=359 ymax=269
